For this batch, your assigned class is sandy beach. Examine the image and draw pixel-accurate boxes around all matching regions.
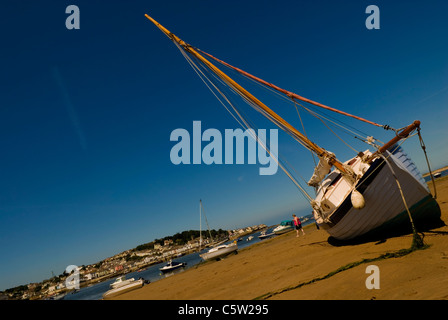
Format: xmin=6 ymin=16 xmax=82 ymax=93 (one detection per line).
xmin=113 ymin=177 xmax=448 ymax=300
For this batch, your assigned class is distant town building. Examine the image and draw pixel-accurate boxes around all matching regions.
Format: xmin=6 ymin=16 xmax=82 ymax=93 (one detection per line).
xmin=114 ymin=265 xmax=123 ymax=272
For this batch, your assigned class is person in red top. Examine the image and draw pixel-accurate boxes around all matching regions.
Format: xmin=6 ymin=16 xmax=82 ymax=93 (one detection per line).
xmin=292 ymin=214 xmax=305 ymax=237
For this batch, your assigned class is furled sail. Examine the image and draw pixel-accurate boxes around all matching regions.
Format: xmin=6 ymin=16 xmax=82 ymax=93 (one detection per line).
xmin=307 ymin=152 xmax=335 ymax=187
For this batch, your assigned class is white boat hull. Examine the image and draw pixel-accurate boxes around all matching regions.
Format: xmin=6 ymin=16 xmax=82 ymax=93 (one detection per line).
xmin=273 ymin=226 xmax=294 ymax=235
xmin=315 ymin=146 xmax=440 ymax=240
xmin=259 ymin=232 xmax=275 ymax=239
xmin=159 ymin=262 xmax=186 ymax=273
xmin=200 ymin=243 xmax=238 ymax=260
xmin=110 ymin=277 xmax=136 ymax=289
xmin=103 ymin=279 xmax=143 ymax=299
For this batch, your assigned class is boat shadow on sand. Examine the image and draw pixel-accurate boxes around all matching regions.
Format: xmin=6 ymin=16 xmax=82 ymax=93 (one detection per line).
xmin=327 ymin=206 xmax=445 ymax=247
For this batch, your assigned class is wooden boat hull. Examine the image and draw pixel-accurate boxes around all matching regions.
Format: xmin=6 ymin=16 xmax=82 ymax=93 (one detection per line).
xmin=316 ymin=146 xmax=441 ymax=240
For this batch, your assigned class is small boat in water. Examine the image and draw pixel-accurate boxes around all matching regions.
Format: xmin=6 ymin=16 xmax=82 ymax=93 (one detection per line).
xmin=159 ymin=260 xmax=187 ymax=273
xmin=46 ymin=292 xmax=67 ymax=300
xmin=200 ymin=242 xmax=238 ymax=261
xmin=273 ymin=220 xmax=294 ymax=235
xmin=103 ymin=277 xmax=144 ymax=299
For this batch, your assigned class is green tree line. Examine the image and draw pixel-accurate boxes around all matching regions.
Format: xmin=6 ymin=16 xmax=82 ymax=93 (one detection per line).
xmin=134 ymin=229 xmax=228 ymax=251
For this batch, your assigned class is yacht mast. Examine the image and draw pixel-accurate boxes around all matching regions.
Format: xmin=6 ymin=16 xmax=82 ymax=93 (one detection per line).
xmin=199 ymin=199 xmax=202 ymax=250
xmin=144 ymin=13 xmax=349 ymax=174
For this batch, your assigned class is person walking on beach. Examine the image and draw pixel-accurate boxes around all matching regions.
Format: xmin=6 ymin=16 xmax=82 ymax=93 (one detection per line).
xmin=293 ymin=214 xmax=305 ymax=237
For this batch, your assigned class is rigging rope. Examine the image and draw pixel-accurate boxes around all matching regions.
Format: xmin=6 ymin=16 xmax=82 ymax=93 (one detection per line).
xmin=200 ymin=200 xmax=213 ymax=240
xmin=380 ymin=154 xmax=425 ymax=249
xmin=292 ymin=99 xmax=318 ymax=168
xmin=213 ymin=56 xmax=378 ymax=151
xmin=197 ymin=48 xmax=387 ymax=129
xmin=292 ymin=99 xmax=360 ymax=154
xmin=417 ymin=128 xmax=437 ymax=199
xmin=175 ymin=37 xmax=430 ymax=208
xmin=176 ymin=43 xmax=313 ymax=202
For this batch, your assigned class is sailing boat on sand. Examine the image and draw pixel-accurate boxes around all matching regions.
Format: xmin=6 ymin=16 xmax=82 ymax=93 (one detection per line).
xmin=145 ymin=14 xmax=441 ymax=242
xmin=198 ymin=200 xmax=238 ymax=261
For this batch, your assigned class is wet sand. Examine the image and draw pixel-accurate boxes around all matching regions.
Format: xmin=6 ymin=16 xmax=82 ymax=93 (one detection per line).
xmin=113 ymin=177 xmax=448 ymax=300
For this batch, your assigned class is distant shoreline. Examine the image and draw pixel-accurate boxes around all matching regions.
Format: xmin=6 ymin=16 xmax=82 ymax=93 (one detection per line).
xmin=422 ymin=165 xmax=448 ymax=177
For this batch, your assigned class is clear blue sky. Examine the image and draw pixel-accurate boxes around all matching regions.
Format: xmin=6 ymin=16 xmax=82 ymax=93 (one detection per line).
xmin=1 ymin=0 xmax=447 ymax=290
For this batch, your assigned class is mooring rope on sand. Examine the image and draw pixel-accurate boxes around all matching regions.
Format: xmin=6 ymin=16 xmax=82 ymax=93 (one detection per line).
xmin=254 ymin=241 xmax=429 ymax=300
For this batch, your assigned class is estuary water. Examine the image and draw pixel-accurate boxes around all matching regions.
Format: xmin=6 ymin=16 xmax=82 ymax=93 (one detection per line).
xmin=63 ymin=229 xmax=270 ymax=300
xmin=64 ymin=217 xmax=317 ymax=300
xmin=424 ymin=169 xmax=447 ymax=182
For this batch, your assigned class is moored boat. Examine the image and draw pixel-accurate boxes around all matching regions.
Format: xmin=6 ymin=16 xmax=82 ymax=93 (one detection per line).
xmin=200 ymin=242 xmax=238 ymax=261
xmin=198 ymin=199 xmax=239 ymax=260
xmin=103 ymin=278 xmax=144 ymax=299
xmin=159 ymin=260 xmax=187 ymax=273
xmin=273 ymin=220 xmax=294 ymax=235
xmin=258 ymin=230 xmax=275 ymax=240
xmin=110 ymin=275 xmax=136 ymax=289
xmin=312 ymin=145 xmax=440 ymax=240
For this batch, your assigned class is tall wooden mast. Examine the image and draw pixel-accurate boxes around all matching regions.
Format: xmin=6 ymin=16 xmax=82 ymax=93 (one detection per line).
xmin=144 ymin=13 xmax=349 ymax=174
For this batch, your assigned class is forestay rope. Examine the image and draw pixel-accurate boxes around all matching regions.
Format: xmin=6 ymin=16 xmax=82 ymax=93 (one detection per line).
xmin=175 ymin=41 xmax=314 ymax=202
